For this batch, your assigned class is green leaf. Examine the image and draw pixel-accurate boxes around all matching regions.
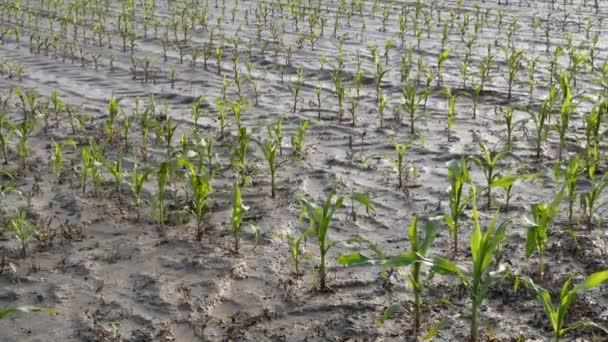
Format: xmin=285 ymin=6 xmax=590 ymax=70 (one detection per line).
xmin=525 ymin=226 xmax=538 ymax=259
xmin=376 ymin=304 xmax=401 ymax=326
xmin=338 ymin=252 xmax=371 ymax=266
xmin=385 ymin=252 xmax=418 ymax=268
xmin=0 ymin=305 xmax=56 ymax=320
xmin=424 ymin=317 xmax=450 ymax=341
xmin=580 ymin=270 xmax=608 ymax=290
xmin=351 ymin=192 xmax=376 ymax=214
xmin=491 ymin=175 xmax=517 ymax=189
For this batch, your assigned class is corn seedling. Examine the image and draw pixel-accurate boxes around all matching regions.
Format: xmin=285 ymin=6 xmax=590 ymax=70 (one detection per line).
xmin=127 ymin=164 xmax=151 ymax=222
xmin=430 ymin=190 xmax=509 ymax=342
xmin=523 ymin=271 xmax=608 ymax=342
xmin=366 ymin=134 xmax=420 ymax=191
xmin=191 ymin=96 xmax=205 ymax=129
xmin=105 ymin=94 xmax=120 ymax=143
xmin=349 ymin=191 xmax=375 ymax=222
xmin=291 ymin=120 xmax=309 ymax=160
xmin=339 ymin=217 xmax=431 ymax=334
xmin=402 ymin=81 xmax=424 ymax=134
xmin=232 ymin=127 xmax=252 ymax=186
xmin=268 ymin=116 xmax=284 ymax=156
xmin=9 ymin=210 xmax=37 ymax=257
xmin=164 ymin=116 xmax=177 ymax=157
xmin=442 ymin=88 xmax=457 ymax=141
xmin=180 ymin=158 xmax=213 ymax=241
xmin=0 ymin=114 xmax=14 ymax=164
xmin=445 ymin=158 xmax=472 ymax=256
xmin=231 ymin=182 xmax=258 ymax=254
xmin=505 ymin=48 xmax=525 ymax=101
xmin=474 ymin=142 xmax=510 ymax=209
xmin=215 ymin=98 xmax=229 ymax=139
xmin=273 ymin=230 xmax=309 ymax=277
xmin=556 ymin=72 xmax=574 ymax=162
xmin=154 ymin=160 xmax=173 ymax=229
xmin=50 ymin=139 xmax=76 ymax=181
xmin=436 ymin=48 xmax=450 ymax=87
xmin=299 ymin=191 xmax=343 ymax=290
xmin=105 ymin=156 xmax=123 ymax=202
xmin=15 ymin=118 xmax=35 ymax=170
xmin=555 ymin=156 xmax=584 ymax=223
xmin=262 ymin=138 xmax=279 ymax=198
xmin=527 ymin=57 xmax=540 ymax=103
xmin=579 ymin=172 xmax=608 ymax=229
xmin=525 ymin=189 xmax=564 ymax=280
xmin=531 ymin=86 xmax=558 ymax=160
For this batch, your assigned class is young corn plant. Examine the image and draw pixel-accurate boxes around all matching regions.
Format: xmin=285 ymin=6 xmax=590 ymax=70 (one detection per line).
xmin=338 ymin=217 xmax=440 ymax=335
xmin=442 ymin=88 xmax=457 ymax=141
xmin=105 ymin=94 xmax=120 ymax=143
xmin=525 ymin=189 xmax=564 ymax=280
xmin=445 ymin=158 xmax=472 ymax=257
xmin=556 ymin=72 xmax=574 ymax=162
xmin=105 ymin=157 xmax=123 ymax=202
xmin=430 ymin=191 xmax=509 ymax=342
xmin=436 ymin=48 xmax=450 ymax=87
xmin=50 ymin=139 xmax=76 ymax=182
xmin=0 ymin=115 xmax=14 ymax=164
xmin=155 ymin=160 xmax=173 ymax=229
xmin=506 ymin=48 xmax=525 ymax=101
xmin=555 ymin=156 xmax=584 ymax=223
xmin=291 ymin=120 xmax=309 ymax=160
xmin=473 ymin=142 xmax=510 ymax=210
xmin=268 ymin=117 xmax=284 ymax=156
xmin=232 ymin=127 xmax=252 ymax=186
xmin=191 ymin=96 xmax=205 ymax=129
xmin=300 ymin=191 xmax=343 ymax=290
xmin=231 ymin=182 xmax=258 ymax=254
xmin=15 ymin=118 xmax=36 ymax=170
xmin=402 ymin=81 xmax=424 ymax=134
xmin=531 ymin=86 xmax=558 ymax=160
xmin=127 ymin=164 xmax=151 ymax=222
xmin=9 ymin=210 xmax=37 ymax=257
xmin=348 ymin=191 xmax=375 ymax=222
xmin=180 ymin=159 xmax=213 ymax=241
xmin=261 ymin=138 xmax=279 ymax=198
xmin=523 ymin=271 xmax=608 ymax=342
xmin=579 ymin=172 xmax=608 ymax=230
xmin=288 ymin=68 xmax=304 ymax=113
xmin=272 ymin=229 xmax=309 ymax=277
xmin=366 ymin=135 xmax=421 ymax=191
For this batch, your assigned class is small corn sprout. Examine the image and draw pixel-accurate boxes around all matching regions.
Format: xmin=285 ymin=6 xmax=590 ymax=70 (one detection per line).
xmin=299 ymin=191 xmax=343 ymax=290
xmin=430 ymin=188 xmax=509 ymax=342
xmin=50 ymin=139 xmax=76 ymax=181
xmin=445 ymin=158 xmax=472 ymax=256
xmin=291 ymin=120 xmax=309 ymax=160
xmin=523 ymin=271 xmax=608 ymax=342
xmin=127 ymin=164 xmax=151 ymax=222
xmin=231 ymin=182 xmax=258 ymax=254
xmin=525 ymin=189 xmax=564 ymax=280
xmin=9 ymin=210 xmax=37 ymax=257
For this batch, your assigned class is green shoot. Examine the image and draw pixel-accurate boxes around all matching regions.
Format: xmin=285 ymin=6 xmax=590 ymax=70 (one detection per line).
xmin=300 ymin=191 xmax=344 ymax=290
xmin=523 ymin=271 xmax=608 ymax=342
xmin=445 ymin=158 xmax=472 ymax=257
xmin=525 ymin=189 xmax=564 ymax=280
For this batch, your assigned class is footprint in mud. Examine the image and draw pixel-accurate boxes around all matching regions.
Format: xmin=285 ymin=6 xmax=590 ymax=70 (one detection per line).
xmin=130 ymin=273 xmax=171 ymax=313
xmin=51 ymin=192 xmax=80 ymax=217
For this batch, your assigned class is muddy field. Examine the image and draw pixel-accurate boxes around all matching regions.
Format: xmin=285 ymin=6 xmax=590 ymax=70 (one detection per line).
xmin=1 ymin=0 xmax=608 ymax=341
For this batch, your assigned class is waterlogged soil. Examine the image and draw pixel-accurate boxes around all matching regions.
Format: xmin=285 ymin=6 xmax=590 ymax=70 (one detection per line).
xmin=1 ymin=0 xmax=608 ymax=341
